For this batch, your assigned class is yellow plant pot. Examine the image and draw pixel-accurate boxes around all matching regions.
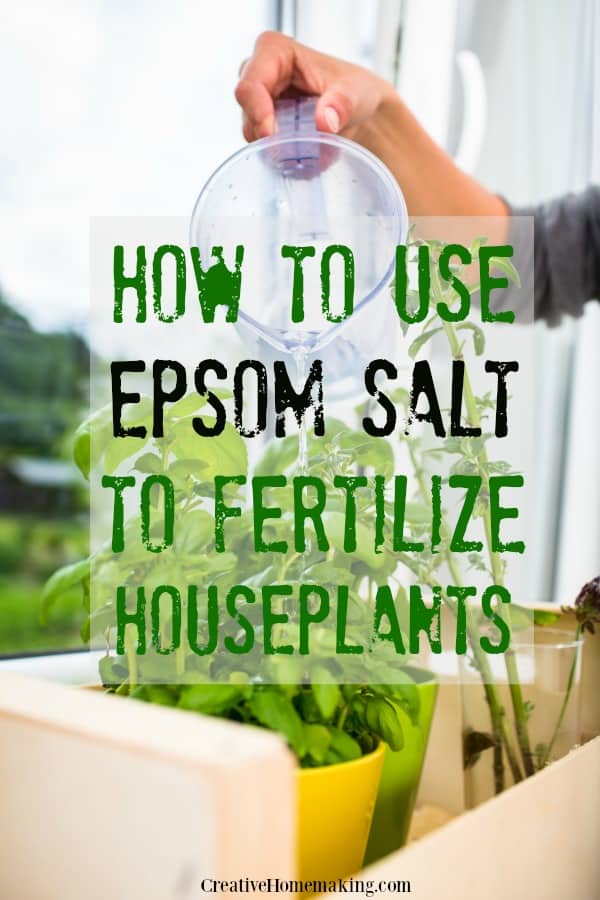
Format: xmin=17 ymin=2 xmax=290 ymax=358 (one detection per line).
xmin=297 ymin=743 xmax=385 ymax=883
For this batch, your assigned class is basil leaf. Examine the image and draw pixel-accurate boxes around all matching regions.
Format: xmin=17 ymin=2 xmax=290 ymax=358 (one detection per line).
xmin=178 ymin=684 xmax=244 ymax=715
xmin=248 ymin=689 xmax=306 ymax=756
xmin=41 ymin=558 xmax=90 ymax=623
xmin=311 ymin=680 xmax=341 ymax=721
xmin=303 ymin=724 xmax=331 ymax=765
xmin=326 ymin=727 xmax=362 ymax=763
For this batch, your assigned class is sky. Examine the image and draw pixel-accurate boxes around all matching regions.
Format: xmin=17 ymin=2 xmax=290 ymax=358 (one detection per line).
xmin=0 ymin=0 xmax=272 ymax=333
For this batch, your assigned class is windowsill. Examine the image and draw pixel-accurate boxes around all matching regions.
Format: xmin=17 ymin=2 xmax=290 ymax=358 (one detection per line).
xmin=0 ymin=649 xmax=104 ymax=684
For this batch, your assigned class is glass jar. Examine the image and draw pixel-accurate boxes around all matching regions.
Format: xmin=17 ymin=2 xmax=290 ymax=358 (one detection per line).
xmin=460 ymin=627 xmax=583 ymax=808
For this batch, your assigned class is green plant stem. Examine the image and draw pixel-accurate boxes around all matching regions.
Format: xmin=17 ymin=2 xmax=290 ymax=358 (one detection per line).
xmin=464 ymin=618 xmax=523 ymax=787
xmin=175 ymin=641 xmax=185 ymax=680
xmin=406 ymin=440 xmax=522 ymax=790
xmin=438 ymin=313 xmax=535 ymax=779
xmin=540 ymin=624 xmax=582 ymax=767
xmin=481 ymin=514 xmax=535 ymax=777
xmin=125 ymin=624 xmax=138 ymax=689
xmin=336 ymin=702 xmax=350 ymax=730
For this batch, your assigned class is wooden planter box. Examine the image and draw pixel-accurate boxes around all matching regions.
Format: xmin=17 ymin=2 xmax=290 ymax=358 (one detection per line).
xmin=0 ymin=611 xmax=598 ymax=899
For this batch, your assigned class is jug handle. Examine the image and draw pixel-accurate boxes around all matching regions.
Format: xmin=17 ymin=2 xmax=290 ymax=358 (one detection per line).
xmin=271 ymin=95 xmax=328 ymax=228
xmin=274 ymin=96 xmax=320 ymax=136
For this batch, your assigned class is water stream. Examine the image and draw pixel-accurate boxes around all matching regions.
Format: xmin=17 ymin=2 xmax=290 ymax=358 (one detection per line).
xmin=293 ymin=345 xmax=309 ymax=475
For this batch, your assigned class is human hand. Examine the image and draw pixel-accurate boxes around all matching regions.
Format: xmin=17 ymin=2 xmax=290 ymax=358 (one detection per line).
xmin=235 ymin=31 xmax=395 ymax=142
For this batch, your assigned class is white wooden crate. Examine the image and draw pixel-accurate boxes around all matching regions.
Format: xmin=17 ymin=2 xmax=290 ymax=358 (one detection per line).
xmin=0 ymin=675 xmax=295 ymax=900
xmin=1 ymin=611 xmax=598 ymax=900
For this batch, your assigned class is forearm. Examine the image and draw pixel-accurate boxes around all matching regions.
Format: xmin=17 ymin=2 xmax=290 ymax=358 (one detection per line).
xmin=354 ymin=91 xmax=508 ymax=220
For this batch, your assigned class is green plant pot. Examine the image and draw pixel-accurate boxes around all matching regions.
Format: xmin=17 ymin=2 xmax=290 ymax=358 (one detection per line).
xmin=364 ymin=667 xmax=438 ymax=864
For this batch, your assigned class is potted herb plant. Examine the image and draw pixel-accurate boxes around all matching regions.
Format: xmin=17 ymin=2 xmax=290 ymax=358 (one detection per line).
xmin=43 ymin=396 xmax=438 ymax=879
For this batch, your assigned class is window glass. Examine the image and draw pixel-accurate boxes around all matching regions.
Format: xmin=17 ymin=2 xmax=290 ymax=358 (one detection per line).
xmin=0 ymin=1 xmax=273 ymax=656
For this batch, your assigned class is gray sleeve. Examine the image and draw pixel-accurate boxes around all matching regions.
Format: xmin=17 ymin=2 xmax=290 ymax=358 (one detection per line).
xmin=509 ymin=185 xmax=600 ymax=326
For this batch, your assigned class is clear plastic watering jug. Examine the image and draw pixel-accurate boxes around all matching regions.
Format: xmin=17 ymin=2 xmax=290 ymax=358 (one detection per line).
xmin=190 ymin=96 xmax=408 ymax=356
